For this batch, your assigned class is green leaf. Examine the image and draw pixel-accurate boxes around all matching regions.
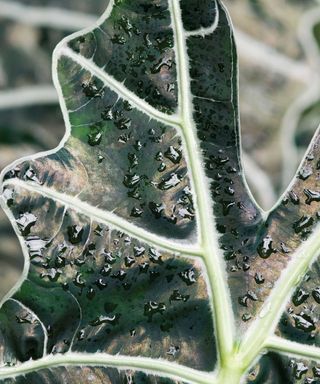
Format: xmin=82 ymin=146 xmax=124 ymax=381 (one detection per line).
xmin=1 ymin=0 xmax=320 ymax=383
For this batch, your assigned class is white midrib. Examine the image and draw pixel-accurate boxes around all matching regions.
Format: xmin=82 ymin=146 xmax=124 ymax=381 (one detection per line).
xmin=169 ymin=0 xmax=235 ymax=362
xmin=2 ymin=178 xmax=202 ymax=258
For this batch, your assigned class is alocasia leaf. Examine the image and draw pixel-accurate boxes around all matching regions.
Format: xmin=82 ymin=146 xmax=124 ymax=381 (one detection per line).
xmin=1 ymin=0 xmax=320 ymax=383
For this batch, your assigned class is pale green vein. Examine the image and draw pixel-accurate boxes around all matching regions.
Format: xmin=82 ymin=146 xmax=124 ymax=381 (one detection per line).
xmin=266 ymin=336 xmax=320 ymax=362
xmin=0 ymin=353 xmax=214 ymax=384
xmin=59 ymin=46 xmax=181 ymax=128
xmin=3 ymin=178 xmax=202 ymax=258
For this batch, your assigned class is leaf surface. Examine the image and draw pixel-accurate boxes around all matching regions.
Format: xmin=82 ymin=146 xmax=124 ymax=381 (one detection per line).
xmin=1 ymin=0 xmax=320 ymax=383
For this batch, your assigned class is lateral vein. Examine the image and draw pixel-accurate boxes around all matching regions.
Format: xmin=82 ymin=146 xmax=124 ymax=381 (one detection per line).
xmin=0 ymin=353 xmax=214 ymax=384
xmin=3 ymin=179 xmax=202 ymax=258
xmin=59 ymin=47 xmax=181 ymax=128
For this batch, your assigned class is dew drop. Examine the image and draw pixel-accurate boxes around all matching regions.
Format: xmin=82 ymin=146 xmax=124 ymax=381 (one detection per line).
xmin=133 ymin=246 xmax=145 ymax=257
xmin=257 ymin=235 xmax=276 ymax=259
xmin=123 ymin=173 xmax=141 ymax=188
xmin=16 ymin=212 xmax=37 ymax=236
xmin=292 ymin=289 xmax=309 ymax=306
xmin=158 ymin=173 xmax=181 ymax=190
xmin=90 ymin=314 xmax=120 ymax=326
xmin=164 ymin=146 xmax=182 ymax=164
xmin=167 ymin=345 xmax=180 ymax=357
xmin=179 ymin=269 xmax=196 ymax=285
xmin=40 ymin=268 xmax=61 ymax=282
xmin=304 ymin=189 xmax=320 ymax=205
xmin=130 ymin=207 xmax=143 ymax=217
xmin=242 ymin=313 xmax=252 ymax=322
xmin=293 ymin=216 xmax=314 ymax=234
xmin=291 ymin=361 xmax=308 ymax=379
xmin=312 ymin=287 xmax=320 ymax=304
xmin=254 ymin=273 xmax=265 ymax=285
xmin=149 ymin=202 xmax=164 ymax=218
xmin=144 ymin=301 xmax=166 ymax=320
xmin=3 ymin=188 xmax=14 ymax=206
xmin=298 ymin=166 xmax=313 ymax=181
xmin=26 ymin=236 xmax=47 ymax=258
xmin=67 ymin=225 xmax=84 ymax=245
xmin=292 ymin=312 xmax=316 ymax=332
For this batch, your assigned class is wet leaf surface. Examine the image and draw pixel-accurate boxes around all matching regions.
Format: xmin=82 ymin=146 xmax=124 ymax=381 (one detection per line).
xmin=1 ymin=0 xmax=320 ymax=383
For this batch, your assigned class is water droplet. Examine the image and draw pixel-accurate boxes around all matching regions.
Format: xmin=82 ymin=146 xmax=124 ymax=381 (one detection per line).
xmin=16 ymin=314 xmax=33 ymax=324
xmin=292 ymin=312 xmax=315 ymax=332
xmin=88 ymin=131 xmax=103 ymax=146
xmin=90 ymin=314 xmax=120 ymax=326
xmin=101 ymin=265 xmax=112 ymax=276
xmin=40 ymin=268 xmax=62 ymax=282
xmin=167 ymin=345 xmax=180 ymax=357
xmin=254 ymin=273 xmax=265 ymax=284
xmin=179 ymin=269 xmax=196 ymax=285
xmin=77 ymin=329 xmax=85 ymax=341
xmin=280 ymin=242 xmax=290 ymax=254
xmin=144 ymin=301 xmax=166 ymax=320
xmin=164 ymin=146 xmax=182 ymax=164
xmin=313 ymin=366 xmax=320 ymax=377
xmin=312 ymin=288 xmax=320 ymax=304
xmin=104 ymin=251 xmax=117 ymax=264
xmin=291 ymin=361 xmax=308 ymax=379
xmin=123 ymin=173 xmax=141 ymax=188
xmin=82 ymin=81 xmax=104 ymax=98
xmin=111 ymin=269 xmax=127 ymax=281
xmin=151 ymin=57 xmax=173 ymax=74
xmin=73 ymin=272 xmax=86 ymax=288
xmin=139 ymin=262 xmax=149 ymax=273
xmin=133 ymin=246 xmax=145 ymax=257
xmin=158 ymin=162 xmax=166 ymax=172
xmin=112 ymin=34 xmax=126 ymax=44
xmin=16 ymin=212 xmax=37 ymax=236
xmin=220 ymin=200 xmax=235 ymax=216
xmin=125 ymin=256 xmax=135 ymax=267
xmin=95 ymin=279 xmax=108 ymax=290
xmin=115 ymin=117 xmax=131 ymax=130
xmin=26 ymin=236 xmax=47 ymax=258
xmin=242 ymin=313 xmax=252 ymax=322
xmin=289 ymin=191 xmax=300 ymax=205
xmin=304 ymin=189 xmax=320 ymax=205
xmin=24 ymin=167 xmax=42 ymax=184
xmin=293 ymin=289 xmax=309 ymax=306
xmin=257 ymin=236 xmax=276 ymax=259
xmin=86 ymin=287 xmax=95 ymax=300
xmin=67 ymin=225 xmax=84 ymax=245
xmin=149 ymin=248 xmax=162 ymax=264
xmin=158 ymin=173 xmax=182 ymax=190
xmin=149 ymin=202 xmax=164 ymax=218
xmin=98 ymin=155 xmax=105 ymax=164
xmin=293 ymin=216 xmax=314 ymax=234
xmin=298 ymin=166 xmax=313 ymax=181
xmin=3 ymin=188 xmax=14 ymax=206
xmin=101 ymin=106 xmax=114 ymax=121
